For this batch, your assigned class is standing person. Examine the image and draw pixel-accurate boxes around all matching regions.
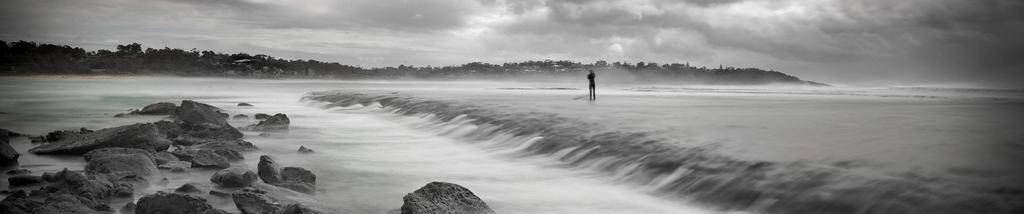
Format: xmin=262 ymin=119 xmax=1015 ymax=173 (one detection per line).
xmin=587 ymin=70 xmax=596 ymax=100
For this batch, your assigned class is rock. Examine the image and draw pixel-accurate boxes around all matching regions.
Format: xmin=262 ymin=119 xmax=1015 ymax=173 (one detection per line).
xmin=121 ymin=202 xmax=136 ymax=214
xmin=84 ymin=151 xmax=160 ymax=179
xmin=29 ymin=123 xmax=171 ymax=155
xmin=173 ymin=138 xmax=257 ymax=152
xmin=137 ymin=102 xmax=178 ymax=115
xmin=238 ymin=102 xmax=254 ymax=107
xmin=245 ymin=113 xmax=290 ymax=131
xmin=282 ymin=203 xmax=327 ymax=214
xmin=8 ymin=175 xmax=44 ymax=186
xmin=281 ymin=167 xmax=316 ymax=185
xmin=232 ymin=188 xmax=284 ymax=214
xmin=233 ymin=114 xmax=249 ymax=119
xmin=254 ymin=113 xmax=271 ymax=120
xmin=83 ymin=147 xmax=156 ymax=164
xmin=274 ymin=182 xmax=316 ymax=195
xmin=113 ymin=183 xmax=134 ymax=197
xmin=6 ymin=168 xmax=31 ymax=175
xmin=210 ymin=168 xmax=257 ymax=187
xmin=175 ymin=100 xmax=231 ymax=126
xmin=257 ymin=155 xmax=282 ymax=184
xmin=232 ymin=183 xmax=340 ymax=214
xmin=29 ymin=189 xmax=47 ymax=197
xmin=1 ymin=134 xmax=18 ymax=165
xmin=1 ymin=128 xmax=23 ymax=137
xmin=189 ymin=150 xmax=230 ymax=169
xmin=33 ymin=129 xmax=83 ymax=143
xmin=0 ymin=192 xmax=99 ymax=214
xmin=168 ymin=100 xmax=243 ymax=140
xmin=39 ymin=168 xmax=116 ymax=209
xmin=135 ymin=191 xmax=214 ymax=214
xmin=400 ymin=182 xmax=495 ymax=214
xmin=171 ymin=167 xmax=188 ymax=173
xmin=158 ymin=160 xmax=192 ymax=171
xmin=204 ymin=208 xmax=233 ymax=214
xmin=114 ymin=113 xmax=134 ymax=118
xmin=175 ymin=183 xmax=202 ymax=194
xmin=297 ymin=146 xmax=314 ymax=154
xmin=154 ymin=151 xmax=180 ymax=165
xmin=214 ymin=149 xmax=244 ymax=161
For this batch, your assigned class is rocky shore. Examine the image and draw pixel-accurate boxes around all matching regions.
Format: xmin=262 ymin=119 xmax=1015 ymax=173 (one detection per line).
xmin=1 ymin=100 xmax=496 ymax=214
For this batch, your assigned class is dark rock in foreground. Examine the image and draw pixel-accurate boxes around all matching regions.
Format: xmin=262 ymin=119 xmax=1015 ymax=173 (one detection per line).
xmin=211 ymin=168 xmax=258 ymax=188
xmin=135 ymin=191 xmax=215 ymax=214
xmin=245 ymin=113 xmax=290 ymax=131
xmin=84 ymin=148 xmax=160 ymax=179
xmin=7 ymin=175 xmax=44 ymax=186
xmin=257 ymin=155 xmax=282 ymax=184
xmin=136 ymin=102 xmax=178 ymax=115
xmin=232 ymin=183 xmax=340 ymax=214
xmin=1 ymin=168 xmax=118 ymax=213
xmin=29 ymin=123 xmax=171 ymax=154
xmin=401 ymin=182 xmax=495 ymax=214
xmin=1 ymin=133 xmax=19 ymax=165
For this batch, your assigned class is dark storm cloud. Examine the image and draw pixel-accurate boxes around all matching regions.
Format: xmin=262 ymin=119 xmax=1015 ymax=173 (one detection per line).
xmin=1 ymin=0 xmax=1021 ymax=86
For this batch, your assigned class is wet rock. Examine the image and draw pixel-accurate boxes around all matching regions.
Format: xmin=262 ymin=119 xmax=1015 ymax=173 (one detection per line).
xmin=204 ymin=208 xmax=233 ymax=214
xmin=114 ymin=113 xmax=134 ymax=118
xmin=136 ymin=191 xmax=214 ymax=214
xmin=6 ymin=168 xmax=31 ymax=175
xmin=274 ymin=182 xmax=315 ymax=195
xmin=214 ymin=149 xmax=244 ymax=161
xmin=175 ymin=183 xmax=202 ymax=194
xmin=257 ymin=155 xmax=282 ymax=184
xmin=154 ymin=151 xmax=179 ymax=165
xmin=400 ymin=182 xmax=495 ymax=214
xmin=232 ymin=183 xmax=340 ymax=214
xmin=113 ymin=183 xmax=134 ymax=197
xmin=29 ymin=123 xmax=171 ymax=155
xmin=38 ymin=168 xmax=116 ymax=210
xmin=297 ymin=146 xmax=314 ymax=154
xmin=8 ymin=175 xmax=44 ymax=186
xmin=83 ymin=147 xmax=156 ymax=164
xmin=189 ymin=149 xmax=230 ymax=169
xmin=33 ymin=129 xmax=82 ymax=142
xmin=158 ymin=160 xmax=192 ymax=171
xmin=175 ymin=100 xmax=231 ymax=126
xmin=171 ymin=167 xmax=188 ymax=173
xmin=238 ymin=102 xmax=254 ymax=107
xmin=209 ymin=190 xmax=230 ymax=198
xmin=137 ymin=102 xmax=178 ymax=115
xmin=233 ymin=114 xmax=249 ymax=119
xmin=1 ymin=134 xmax=18 ymax=165
xmin=84 ymin=150 xmax=160 ymax=179
xmin=121 ymin=202 xmax=136 ymax=214
xmin=1 ymin=128 xmax=23 ymax=137
xmin=282 ymin=203 xmax=327 ymax=214
xmin=281 ymin=167 xmax=316 ymax=185
xmin=245 ymin=113 xmax=290 ymax=131
xmin=211 ymin=168 xmax=258 ymax=188
xmin=176 ymin=138 xmax=257 ymax=152
xmin=254 ymin=113 xmax=271 ymax=120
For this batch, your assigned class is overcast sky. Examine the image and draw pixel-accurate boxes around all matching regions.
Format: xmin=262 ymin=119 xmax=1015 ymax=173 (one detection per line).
xmin=2 ymin=0 xmax=1022 ymax=86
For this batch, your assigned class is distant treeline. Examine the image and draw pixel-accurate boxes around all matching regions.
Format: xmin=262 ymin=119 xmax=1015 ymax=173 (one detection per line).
xmin=0 ymin=40 xmax=826 ymax=85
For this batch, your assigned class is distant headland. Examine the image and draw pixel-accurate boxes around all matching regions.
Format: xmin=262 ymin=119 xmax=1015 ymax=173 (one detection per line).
xmin=0 ymin=40 xmax=827 ymax=86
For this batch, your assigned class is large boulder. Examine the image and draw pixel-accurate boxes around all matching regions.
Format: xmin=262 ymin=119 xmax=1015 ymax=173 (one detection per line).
xmin=83 ymin=147 xmax=156 ymax=164
xmin=245 ymin=113 xmax=290 ymax=131
xmin=37 ymin=168 xmax=116 ymax=210
xmin=154 ymin=151 xmax=179 ymax=165
xmin=257 ymin=155 xmax=282 ymax=184
xmin=210 ymin=168 xmax=258 ymax=188
xmin=29 ymin=123 xmax=171 ymax=155
xmin=136 ymin=102 xmax=178 ymax=115
xmin=0 ymin=192 xmax=100 ymax=214
xmin=297 ymin=146 xmax=314 ymax=154
xmin=166 ymin=100 xmax=243 ymax=140
xmin=135 ymin=191 xmax=214 ymax=214
xmin=189 ymin=150 xmax=230 ymax=169
xmin=400 ymin=182 xmax=496 ymax=214
xmin=1 ymin=134 xmax=19 ymax=165
xmin=254 ymin=113 xmax=271 ymax=120
xmin=281 ymin=167 xmax=316 ymax=185
xmin=84 ymin=151 xmax=160 ymax=179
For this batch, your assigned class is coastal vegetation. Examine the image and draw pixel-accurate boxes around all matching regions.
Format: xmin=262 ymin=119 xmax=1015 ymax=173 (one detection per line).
xmin=0 ymin=40 xmax=825 ymax=85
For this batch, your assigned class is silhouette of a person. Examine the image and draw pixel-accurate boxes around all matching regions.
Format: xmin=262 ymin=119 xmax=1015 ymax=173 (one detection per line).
xmin=587 ymin=70 xmax=596 ymax=100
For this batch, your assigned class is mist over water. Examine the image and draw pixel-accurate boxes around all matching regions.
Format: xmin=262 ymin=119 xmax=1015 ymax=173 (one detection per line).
xmin=2 ymin=76 xmax=1022 ymax=213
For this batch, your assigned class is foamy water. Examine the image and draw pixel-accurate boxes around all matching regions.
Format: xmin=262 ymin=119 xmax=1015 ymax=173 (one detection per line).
xmin=1 ymin=77 xmax=1022 ymax=213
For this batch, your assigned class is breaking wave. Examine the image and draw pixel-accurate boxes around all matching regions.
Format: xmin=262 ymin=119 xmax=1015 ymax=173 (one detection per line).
xmin=303 ymin=91 xmax=1022 ymax=214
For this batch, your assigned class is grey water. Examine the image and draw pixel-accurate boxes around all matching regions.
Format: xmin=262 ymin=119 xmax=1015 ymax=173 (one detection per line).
xmin=2 ymin=76 xmax=1022 ymax=213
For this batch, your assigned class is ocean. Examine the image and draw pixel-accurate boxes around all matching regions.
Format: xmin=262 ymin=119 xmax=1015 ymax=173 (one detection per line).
xmin=1 ymin=76 xmax=1021 ymax=213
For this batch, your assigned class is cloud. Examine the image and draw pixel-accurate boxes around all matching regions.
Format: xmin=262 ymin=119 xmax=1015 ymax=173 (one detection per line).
xmin=1 ymin=0 xmax=1021 ymax=86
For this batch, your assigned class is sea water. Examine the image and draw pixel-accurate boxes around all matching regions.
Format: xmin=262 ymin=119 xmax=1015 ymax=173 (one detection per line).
xmin=1 ymin=76 xmax=1021 ymax=213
